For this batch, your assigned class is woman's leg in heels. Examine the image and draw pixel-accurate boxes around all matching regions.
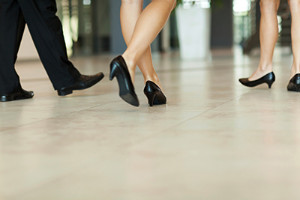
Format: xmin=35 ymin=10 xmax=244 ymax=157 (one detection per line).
xmin=288 ymin=0 xmax=300 ymax=78
xmin=120 ymin=0 xmax=162 ymax=88
xmin=121 ymin=0 xmax=176 ymax=81
xmin=248 ymin=0 xmax=280 ymax=81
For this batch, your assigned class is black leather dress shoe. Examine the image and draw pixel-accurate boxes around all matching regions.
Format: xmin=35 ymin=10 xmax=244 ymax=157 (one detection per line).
xmin=109 ymin=56 xmax=139 ymax=107
xmin=239 ymin=72 xmax=275 ymax=88
xmin=287 ymin=74 xmax=300 ymax=92
xmin=144 ymin=81 xmax=167 ymax=106
xmin=0 ymin=87 xmax=34 ymax=102
xmin=57 ymin=72 xmax=104 ymax=96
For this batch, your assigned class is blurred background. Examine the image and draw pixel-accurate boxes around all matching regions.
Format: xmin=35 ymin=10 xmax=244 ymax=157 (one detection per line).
xmin=18 ymin=0 xmax=291 ymax=60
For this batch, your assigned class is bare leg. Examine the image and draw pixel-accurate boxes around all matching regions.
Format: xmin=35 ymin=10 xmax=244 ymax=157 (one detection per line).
xmin=120 ymin=0 xmax=161 ymax=87
xmin=121 ymin=0 xmax=176 ymax=83
xmin=289 ymin=0 xmax=300 ymax=78
xmin=249 ymin=0 xmax=280 ymax=81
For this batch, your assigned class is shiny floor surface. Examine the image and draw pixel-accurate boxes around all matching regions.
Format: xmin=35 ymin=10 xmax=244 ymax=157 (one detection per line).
xmin=1 ymin=49 xmax=300 ymax=200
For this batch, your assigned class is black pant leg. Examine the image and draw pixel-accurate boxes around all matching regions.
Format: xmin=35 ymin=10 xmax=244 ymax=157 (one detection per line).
xmin=0 ymin=0 xmax=25 ymax=94
xmin=17 ymin=0 xmax=80 ymax=90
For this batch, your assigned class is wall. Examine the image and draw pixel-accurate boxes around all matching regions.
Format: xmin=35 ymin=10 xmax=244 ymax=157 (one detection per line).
xmin=211 ymin=1 xmax=234 ymax=48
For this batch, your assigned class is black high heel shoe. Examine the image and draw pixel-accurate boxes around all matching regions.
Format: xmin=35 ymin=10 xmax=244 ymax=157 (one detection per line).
xmin=144 ymin=81 xmax=167 ymax=106
xmin=287 ymin=74 xmax=300 ymax=92
xmin=239 ymin=72 xmax=275 ymax=88
xmin=109 ymin=56 xmax=139 ymax=107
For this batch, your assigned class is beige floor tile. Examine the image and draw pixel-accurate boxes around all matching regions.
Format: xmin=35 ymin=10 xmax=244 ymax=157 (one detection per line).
xmin=0 ymin=49 xmax=299 ymax=200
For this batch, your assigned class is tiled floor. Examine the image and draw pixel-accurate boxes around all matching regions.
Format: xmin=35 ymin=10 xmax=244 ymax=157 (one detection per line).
xmin=1 ymin=48 xmax=300 ymax=200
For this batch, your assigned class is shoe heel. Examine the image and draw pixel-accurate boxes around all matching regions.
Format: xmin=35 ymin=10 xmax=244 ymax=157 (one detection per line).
xmin=266 ymin=79 xmax=275 ymax=89
xmin=145 ymin=92 xmax=156 ymax=107
xmin=267 ymin=82 xmax=273 ymax=89
xmin=109 ymin=64 xmax=118 ymax=81
xmin=144 ymin=81 xmax=167 ymax=107
xmin=58 ymin=90 xmax=73 ymax=96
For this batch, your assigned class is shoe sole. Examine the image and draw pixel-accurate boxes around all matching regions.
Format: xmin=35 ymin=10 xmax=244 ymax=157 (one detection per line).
xmin=0 ymin=93 xmax=34 ymax=102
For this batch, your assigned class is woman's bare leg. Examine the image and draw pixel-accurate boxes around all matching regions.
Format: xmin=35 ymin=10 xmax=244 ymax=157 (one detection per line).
xmin=121 ymin=0 xmax=176 ymax=83
xmin=288 ymin=0 xmax=300 ymax=78
xmin=249 ymin=0 xmax=280 ymax=81
xmin=120 ymin=0 xmax=161 ymax=87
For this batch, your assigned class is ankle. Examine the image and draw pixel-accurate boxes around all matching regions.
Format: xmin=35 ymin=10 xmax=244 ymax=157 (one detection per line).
xmin=145 ymin=76 xmax=164 ymax=90
xmin=291 ymin=66 xmax=300 ymax=77
xmin=258 ymin=64 xmax=273 ymax=72
xmin=249 ymin=65 xmax=273 ymax=81
xmin=122 ymin=52 xmax=137 ymax=70
xmin=121 ymin=53 xmax=137 ymax=83
xmin=145 ymin=75 xmax=160 ymax=83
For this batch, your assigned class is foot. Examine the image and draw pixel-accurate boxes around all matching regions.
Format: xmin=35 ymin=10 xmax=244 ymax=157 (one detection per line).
xmin=144 ymin=81 xmax=167 ymax=106
xmin=239 ymin=72 xmax=275 ymax=88
xmin=287 ymin=74 xmax=300 ymax=92
xmin=122 ymin=54 xmax=136 ymax=83
xmin=290 ymin=67 xmax=300 ymax=79
xmin=109 ymin=56 xmax=139 ymax=107
xmin=1 ymin=87 xmax=34 ymax=102
xmin=248 ymin=67 xmax=273 ymax=81
xmin=57 ymin=72 xmax=104 ymax=96
xmin=145 ymin=76 xmax=163 ymax=92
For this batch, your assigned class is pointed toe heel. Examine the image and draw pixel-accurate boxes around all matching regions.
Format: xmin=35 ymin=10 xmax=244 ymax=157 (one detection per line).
xmin=144 ymin=81 xmax=167 ymax=107
xmin=109 ymin=56 xmax=139 ymax=107
xmin=239 ymin=72 xmax=275 ymax=89
xmin=287 ymin=74 xmax=300 ymax=92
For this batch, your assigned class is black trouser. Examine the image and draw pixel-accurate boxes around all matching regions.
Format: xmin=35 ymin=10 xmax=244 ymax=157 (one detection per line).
xmin=0 ymin=0 xmax=80 ymax=94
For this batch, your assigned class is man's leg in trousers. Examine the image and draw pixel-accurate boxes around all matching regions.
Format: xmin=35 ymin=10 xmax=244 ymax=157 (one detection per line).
xmin=17 ymin=0 xmax=81 ymax=91
xmin=0 ymin=0 xmax=26 ymax=94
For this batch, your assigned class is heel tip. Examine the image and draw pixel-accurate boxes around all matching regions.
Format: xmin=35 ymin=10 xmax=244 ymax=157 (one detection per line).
xmin=58 ymin=90 xmax=73 ymax=96
xmin=109 ymin=74 xmax=114 ymax=81
xmin=267 ymin=82 xmax=274 ymax=89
